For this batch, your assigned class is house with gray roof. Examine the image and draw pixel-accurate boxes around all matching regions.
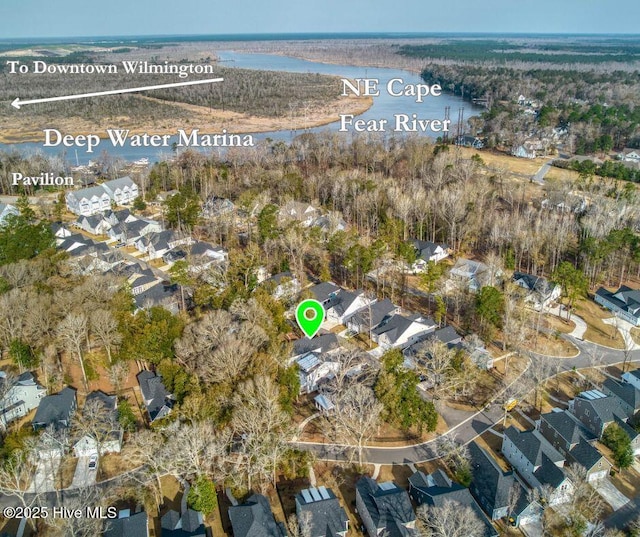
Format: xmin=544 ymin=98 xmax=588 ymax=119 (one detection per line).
xmin=468 ymin=442 xmax=515 ymax=521
xmin=355 ymin=477 xmax=417 ymax=537
xmin=371 ymin=314 xmax=436 ymax=350
xmin=0 ymin=202 xmax=19 ymax=225
xmin=101 ymin=176 xmax=139 ymax=206
xmin=622 ymin=369 xmax=640 ymax=391
xmin=408 ymin=239 xmax=449 ymax=272
xmin=408 ymin=468 xmax=498 ymax=536
xmin=594 ymin=285 xmax=640 ymax=326
xmin=325 ymin=290 xmax=374 ymax=325
xmin=346 ymin=298 xmax=398 ymax=335
xmin=66 ymin=184 xmax=112 ymax=216
xmin=76 ymin=213 xmax=112 ymax=236
xmin=538 ymin=410 xmax=614 ymax=479
xmin=73 ymin=390 xmax=122 ymax=457
xmin=0 ymin=371 xmax=47 ymax=428
xmin=137 ymin=371 xmax=173 ymax=423
xmin=308 ymin=282 xmax=341 ymax=307
xmin=295 ymin=486 xmax=349 ymax=537
xmin=601 ymin=378 xmax=640 ymax=419
xmin=104 ymin=510 xmax=149 ymax=537
xmin=502 ymin=426 xmax=573 ymax=506
xmin=570 ymin=390 xmax=628 ymax=438
xmin=512 ymin=271 xmax=561 ymax=311
xmin=160 ymin=508 xmax=205 ymax=537
xmin=292 ymin=333 xmax=340 ymax=360
xmin=134 ymin=282 xmax=180 ymax=314
xmin=229 ymin=494 xmax=287 ymax=537
xmin=450 ymin=258 xmax=500 ymax=292
xmin=32 ymin=386 xmax=77 ymax=431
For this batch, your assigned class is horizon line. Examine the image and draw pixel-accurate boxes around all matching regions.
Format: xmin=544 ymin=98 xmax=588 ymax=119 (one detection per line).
xmin=2 ymin=30 xmax=640 ymax=43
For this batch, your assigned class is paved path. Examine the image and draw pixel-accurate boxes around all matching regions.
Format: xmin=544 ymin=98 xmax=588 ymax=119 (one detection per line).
xmin=603 ymin=317 xmax=640 ymax=350
xmin=532 ymin=159 xmax=554 ymax=184
xmin=597 ymin=478 xmax=630 ymax=511
xmin=546 ymin=306 xmax=587 ymax=339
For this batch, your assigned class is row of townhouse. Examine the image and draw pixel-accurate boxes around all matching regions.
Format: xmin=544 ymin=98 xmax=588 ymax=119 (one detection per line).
xmin=66 ymin=176 xmax=139 ymax=216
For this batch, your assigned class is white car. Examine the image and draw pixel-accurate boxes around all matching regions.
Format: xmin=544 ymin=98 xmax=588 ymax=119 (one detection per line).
xmin=88 ymin=455 xmax=98 ymax=471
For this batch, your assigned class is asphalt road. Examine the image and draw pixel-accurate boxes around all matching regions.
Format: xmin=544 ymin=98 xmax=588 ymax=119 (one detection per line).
xmin=293 ymin=335 xmax=640 ymax=464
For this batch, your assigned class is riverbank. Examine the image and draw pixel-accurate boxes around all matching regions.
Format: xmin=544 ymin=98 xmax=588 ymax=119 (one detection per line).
xmin=0 ymin=93 xmax=372 ymax=144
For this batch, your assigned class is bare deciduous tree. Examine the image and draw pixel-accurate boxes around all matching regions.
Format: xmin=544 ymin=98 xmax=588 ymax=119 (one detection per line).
xmin=417 ymin=500 xmax=485 ymax=537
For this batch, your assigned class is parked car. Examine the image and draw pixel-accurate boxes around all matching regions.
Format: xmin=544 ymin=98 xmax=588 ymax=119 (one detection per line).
xmin=88 ymin=455 xmax=97 ymax=471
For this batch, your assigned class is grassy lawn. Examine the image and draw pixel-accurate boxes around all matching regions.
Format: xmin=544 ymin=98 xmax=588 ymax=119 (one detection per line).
xmin=632 ymin=327 xmax=640 ymax=346
xmin=541 ymin=314 xmax=575 ymax=334
xmin=524 ymin=331 xmax=578 ymax=357
xmin=57 ymin=456 xmax=78 ymax=489
xmin=575 ymin=298 xmax=625 ymax=349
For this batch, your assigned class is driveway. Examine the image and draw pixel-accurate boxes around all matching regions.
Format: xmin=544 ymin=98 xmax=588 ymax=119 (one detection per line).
xmin=521 ymin=519 xmax=543 ymax=537
xmin=596 ymin=478 xmax=630 ymax=510
xmin=70 ymin=456 xmax=97 ymax=489
xmin=603 ymin=317 xmax=640 ymax=350
xmin=28 ymin=456 xmax=61 ymax=493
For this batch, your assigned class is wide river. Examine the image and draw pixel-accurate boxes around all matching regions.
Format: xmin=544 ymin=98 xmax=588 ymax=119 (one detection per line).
xmin=2 ymin=51 xmax=481 ymax=163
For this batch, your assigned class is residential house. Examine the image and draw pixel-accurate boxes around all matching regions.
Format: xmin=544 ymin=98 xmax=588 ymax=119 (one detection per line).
xmin=468 ymin=442 xmax=515 ymax=521
xmin=325 ymin=290 xmax=374 ymax=325
xmin=72 ymin=391 xmax=122 ymax=457
xmin=570 ymin=390 xmax=628 ymax=438
xmin=308 ymin=282 xmax=341 ymax=308
xmin=0 ymin=371 xmax=47 ymax=428
xmin=601 ymin=378 xmax=640 ymax=420
xmin=292 ymin=333 xmax=340 ymax=361
xmin=450 ymin=259 xmax=498 ymax=292
xmin=66 ymin=185 xmax=112 ymax=216
xmin=312 ymin=212 xmax=347 ymax=235
xmin=160 ymin=508 xmax=205 ymax=537
xmin=408 ymin=239 xmax=449 ymax=272
xmin=266 ymin=272 xmax=301 ymax=301
xmin=101 ymin=176 xmax=139 ymax=206
xmin=502 ymin=426 xmax=573 ymax=506
xmin=76 ymin=213 xmax=112 ymax=236
xmin=295 ymin=486 xmax=349 ymax=537
xmin=202 ymin=196 xmax=235 ymax=218
xmin=229 ymin=494 xmax=287 ymax=537
xmin=32 ymin=387 xmax=77 ymax=431
xmin=108 ymin=218 xmax=162 ymax=245
xmin=0 ymin=202 xmax=19 ymax=225
xmin=128 ymin=268 xmax=159 ymax=296
xmin=456 ymin=135 xmax=485 ymax=149
xmin=51 ymin=223 xmax=72 ymax=239
xmin=134 ymin=282 xmax=181 ymax=314
xmin=594 ymin=285 xmax=640 ymax=326
xmin=512 ymin=272 xmax=561 ymax=311
xmin=371 ymin=314 xmax=436 ymax=350
xmin=537 ymin=411 xmax=608 ymax=483
xmin=314 ymin=394 xmax=335 ymax=413
xmin=187 ymin=241 xmax=228 ymax=273
xmin=622 ymin=369 xmax=640 ymax=391
xmin=279 ymin=201 xmax=320 ymax=227
xmin=346 ymin=298 xmax=398 ymax=335
xmin=296 ymin=352 xmax=341 ymax=394
xmin=137 ymin=371 xmax=173 ymax=423
xmin=511 ymin=145 xmax=536 ymax=159
xmin=619 ymin=148 xmax=640 ymax=162
xmin=104 ymin=510 xmax=149 ymax=537
xmin=408 ymin=468 xmax=498 ymax=536
xmin=355 ymin=477 xmax=417 ymax=537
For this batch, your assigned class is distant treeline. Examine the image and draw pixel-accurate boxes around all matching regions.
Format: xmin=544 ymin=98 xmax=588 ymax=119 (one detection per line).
xmin=554 ymin=158 xmax=640 ymax=183
xmin=399 ymin=40 xmax=640 ymax=64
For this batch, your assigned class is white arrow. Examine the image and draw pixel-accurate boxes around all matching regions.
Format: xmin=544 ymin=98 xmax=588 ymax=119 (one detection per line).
xmin=11 ymin=77 xmax=224 ymax=109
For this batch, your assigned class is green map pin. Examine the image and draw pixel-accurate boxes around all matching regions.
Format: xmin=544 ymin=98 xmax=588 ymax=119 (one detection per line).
xmin=296 ymin=299 xmax=324 ymax=339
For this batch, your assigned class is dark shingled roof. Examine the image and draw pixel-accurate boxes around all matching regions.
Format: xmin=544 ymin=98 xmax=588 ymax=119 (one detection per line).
xmin=540 ymin=410 xmax=596 ymax=446
xmin=103 ymin=511 xmax=148 ymax=537
xmin=295 ymin=487 xmax=349 ymax=537
xmin=504 ymin=426 xmax=564 ymax=467
xmin=409 ymin=239 xmax=448 ymax=261
xmin=576 ymin=393 xmax=628 ymax=425
xmin=348 ymin=298 xmax=396 ymax=330
xmin=309 ymin=282 xmax=341 ymax=304
xmin=595 ymin=285 xmax=640 ymax=321
xmin=533 ymin=454 xmax=567 ymax=488
xmin=160 ymin=508 xmax=205 ymax=537
xmin=468 ymin=442 xmax=514 ymax=516
xmin=137 ymin=371 xmax=173 ymax=422
xmin=355 ymin=477 xmax=416 ymax=537
xmin=602 ymin=378 xmax=640 ymax=414
xmin=229 ymin=494 xmax=287 ymax=537
xmin=293 ymin=333 xmax=339 ymax=357
xmin=32 ymin=387 xmax=76 ymax=430
xmin=568 ymin=440 xmax=605 ymax=472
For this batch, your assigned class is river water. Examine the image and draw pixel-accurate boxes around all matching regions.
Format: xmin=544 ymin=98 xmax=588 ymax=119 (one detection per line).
xmin=2 ymin=51 xmax=481 ymax=163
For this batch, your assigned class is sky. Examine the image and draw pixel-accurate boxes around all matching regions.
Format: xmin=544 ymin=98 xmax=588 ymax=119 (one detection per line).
xmin=1 ymin=0 xmax=639 ymax=39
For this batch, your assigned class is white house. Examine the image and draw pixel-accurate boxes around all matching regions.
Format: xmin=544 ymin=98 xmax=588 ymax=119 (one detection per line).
xmin=408 ymin=239 xmax=449 ymax=272
xmin=296 ymin=352 xmax=341 ymax=394
xmin=66 ymin=176 xmax=139 ymax=216
xmin=512 ymin=271 xmax=561 ymax=311
xmin=619 ymin=148 xmax=640 ymax=162
xmin=0 ymin=202 xmax=19 ymax=226
xmin=72 ymin=391 xmax=122 ymax=457
xmin=0 ymin=372 xmax=47 ymax=428
xmin=325 ymin=290 xmax=374 ymax=326
xmin=76 ymin=214 xmax=112 ymax=236
xmin=371 ymin=314 xmax=436 ymax=350
xmin=267 ymin=272 xmax=301 ymax=301
xmin=502 ymin=426 xmax=573 ymax=506
xmin=279 ymin=201 xmax=320 ymax=227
